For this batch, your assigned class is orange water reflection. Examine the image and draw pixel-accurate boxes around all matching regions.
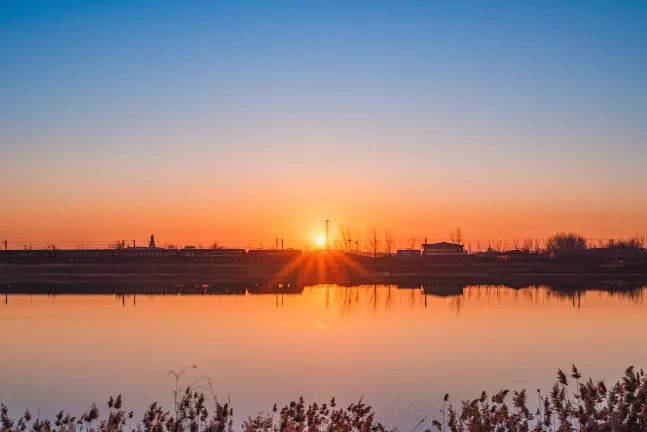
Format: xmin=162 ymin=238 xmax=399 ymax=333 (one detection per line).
xmin=1 ymin=285 xmax=646 ymax=430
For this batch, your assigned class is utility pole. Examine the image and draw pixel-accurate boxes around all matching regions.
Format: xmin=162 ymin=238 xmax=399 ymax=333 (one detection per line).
xmin=133 ymin=239 xmax=136 ymax=249
xmin=275 ymin=238 xmax=279 ymax=250
xmin=281 ymin=239 xmax=284 ymax=250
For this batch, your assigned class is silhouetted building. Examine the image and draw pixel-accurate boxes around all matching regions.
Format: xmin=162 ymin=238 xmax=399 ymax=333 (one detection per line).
xmin=247 ymin=249 xmax=302 ymax=263
xmin=396 ymin=249 xmax=421 ymax=260
xmin=247 ymin=282 xmax=303 ymax=295
xmin=421 ymin=242 xmax=465 ymax=256
xmin=177 ymin=247 xmax=246 ymax=263
xmin=121 ymin=247 xmax=174 ymax=258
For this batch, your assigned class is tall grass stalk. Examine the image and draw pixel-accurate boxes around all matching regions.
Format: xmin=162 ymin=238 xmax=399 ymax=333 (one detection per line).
xmin=2 ymin=366 xmax=647 ymax=431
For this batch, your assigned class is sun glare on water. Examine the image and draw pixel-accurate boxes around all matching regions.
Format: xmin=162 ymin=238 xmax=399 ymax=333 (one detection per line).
xmin=316 ymin=237 xmax=325 ymax=246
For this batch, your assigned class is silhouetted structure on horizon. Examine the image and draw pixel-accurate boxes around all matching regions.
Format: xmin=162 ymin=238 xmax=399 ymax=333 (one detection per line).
xmin=422 ymin=242 xmax=466 ymax=257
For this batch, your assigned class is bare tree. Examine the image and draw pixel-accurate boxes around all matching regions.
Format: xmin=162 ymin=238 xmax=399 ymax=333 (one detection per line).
xmin=545 ymin=232 xmax=587 ymax=253
xmin=45 ymin=244 xmax=58 ymax=251
xmin=335 ymin=225 xmax=362 ymax=253
xmin=344 ymin=225 xmax=355 ymax=252
xmin=608 ymin=236 xmax=643 ymax=249
xmin=336 ymin=225 xmax=345 ymax=252
xmin=407 ymin=236 xmax=417 ymax=250
xmin=450 ymin=227 xmax=464 ymax=245
xmin=209 ymin=241 xmax=223 ymax=249
xmin=521 ymin=239 xmax=533 ymax=253
xmin=351 ymin=228 xmax=362 ymax=254
xmin=512 ymin=239 xmax=520 ymax=250
xmin=338 ymin=225 xmax=355 ymax=253
xmin=333 ymin=238 xmax=344 ymax=253
xmin=475 ymin=240 xmax=482 ymax=252
xmin=367 ymin=228 xmax=379 ymax=257
xmin=384 ymin=229 xmax=395 ymax=255
xmin=109 ymin=239 xmax=129 ymax=249
xmin=352 ymin=228 xmax=362 ymax=254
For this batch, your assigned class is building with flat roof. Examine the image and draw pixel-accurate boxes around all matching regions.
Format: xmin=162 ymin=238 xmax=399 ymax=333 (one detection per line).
xmin=421 ymin=242 xmax=466 ymax=256
xmin=396 ymin=249 xmax=421 ymax=260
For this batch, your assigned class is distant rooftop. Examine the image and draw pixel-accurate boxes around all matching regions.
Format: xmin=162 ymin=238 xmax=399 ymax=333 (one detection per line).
xmin=422 ymin=242 xmax=464 ymax=249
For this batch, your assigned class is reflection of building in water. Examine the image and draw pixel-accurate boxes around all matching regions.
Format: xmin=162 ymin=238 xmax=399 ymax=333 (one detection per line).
xmin=396 ymin=283 xmax=422 ymax=289
xmin=3 ymin=282 xmax=645 ymax=306
xmin=247 ymin=282 xmax=303 ymax=295
xmin=1 ymin=282 xmax=248 ymax=295
xmin=174 ymin=283 xmax=247 ymax=295
xmin=2 ymin=281 xmax=306 ymax=296
xmin=422 ymin=283 xmax=466 ymax=297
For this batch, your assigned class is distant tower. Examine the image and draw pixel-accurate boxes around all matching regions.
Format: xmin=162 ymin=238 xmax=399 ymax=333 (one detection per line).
xmin=325 ymin=220 xmax=330 ymax=252
xmin=149 ymin=234 xmax=156 ymax=248
xmin=2 ymin=240 xmax=7 ymax=251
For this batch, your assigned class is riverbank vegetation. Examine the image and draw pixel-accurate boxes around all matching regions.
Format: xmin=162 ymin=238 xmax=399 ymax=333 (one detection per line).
xmin=2 ymin=365 xmax=647 ymax=432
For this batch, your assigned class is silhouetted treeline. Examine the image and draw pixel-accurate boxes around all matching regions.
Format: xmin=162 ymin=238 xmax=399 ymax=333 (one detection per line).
xmin=2 ymin=247 xmax=646 ymax=266
xmin=1 ymin=232 xmax=645 ymax=266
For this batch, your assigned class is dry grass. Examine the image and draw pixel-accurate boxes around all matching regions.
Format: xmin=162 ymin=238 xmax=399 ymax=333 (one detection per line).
xmin=2 ymin=365 xmax=647 ymax=432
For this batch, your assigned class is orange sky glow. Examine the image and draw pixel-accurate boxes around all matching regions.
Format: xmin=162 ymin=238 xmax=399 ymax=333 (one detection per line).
xmin=1 ymin=184 xmax=645 ymax=250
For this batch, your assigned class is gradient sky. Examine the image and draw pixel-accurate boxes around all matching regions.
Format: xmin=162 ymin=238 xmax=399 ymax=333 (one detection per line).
xmin=1 ymin=1 xmax=646 ymax=249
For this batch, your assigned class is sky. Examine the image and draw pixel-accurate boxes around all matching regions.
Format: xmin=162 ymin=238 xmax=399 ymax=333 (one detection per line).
xmin=1 ymin=1 xmax=646 ymax=249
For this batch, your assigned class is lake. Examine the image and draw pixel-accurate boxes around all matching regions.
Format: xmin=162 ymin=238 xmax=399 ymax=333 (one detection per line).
xmin=1 ymin=283 xmax=646 ymax=430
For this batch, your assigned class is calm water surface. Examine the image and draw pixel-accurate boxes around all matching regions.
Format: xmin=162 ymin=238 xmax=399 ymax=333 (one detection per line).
xmin=2 ymin=284 xmax=647 ymax=430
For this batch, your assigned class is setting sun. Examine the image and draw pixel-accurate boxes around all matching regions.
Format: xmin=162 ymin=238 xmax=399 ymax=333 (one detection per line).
xmin=315 ymin=237 xmax=325 ymax=246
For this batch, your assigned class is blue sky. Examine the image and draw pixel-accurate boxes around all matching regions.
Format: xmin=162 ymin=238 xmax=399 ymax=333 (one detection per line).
xmin=1 ymin=1 xmax=646 ymax=245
